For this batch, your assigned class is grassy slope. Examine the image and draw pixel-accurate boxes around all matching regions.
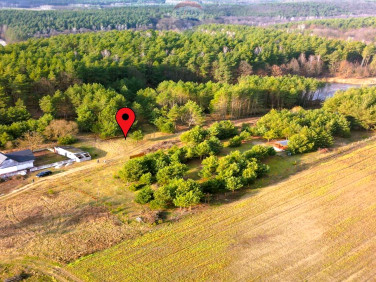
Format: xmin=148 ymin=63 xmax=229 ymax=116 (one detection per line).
xmin=68 ymin=139 xmax=376 ymax=281
xmin=0 ymin=132 xmax=177 ymax=263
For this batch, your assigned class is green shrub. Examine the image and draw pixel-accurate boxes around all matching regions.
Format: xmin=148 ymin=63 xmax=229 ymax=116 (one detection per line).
xmin=139 ymin=172 xmax=153 ymax=185
xmin=209 ymin=120 xmax=238 ymax=140
xmin=153 ymin=181 xmax=178 ymax=208
xmin=149 ymin=199 xmax=162 ymax=210
xmin=135 ymin=186 xmax=154 ymax=204
xmin=154 ymin=117 xmax=175 ymax=133
xmin=224 ymin=176 xmax=244 ymax=192
xmin=119 ymin=158 xmax=147 ymax=182
xmin=156 ymin=163 xmax=188 ymax=185
xmin=288 ymin=132 xmax=314 ymax=154
xmin=228 ymin=136 xmax=242 ymax=147
xmin=199 ymin=156 xmax=219 ymax=178
xmin=323 ymin=86 xmax=376 ymax=130
xmin=172 ymin=179 xmax=203 ymax=208
xmin=239 ymin=130 xmax=251 ymax=140
xmin=57 ymin=134 xmax=77 ymax=145
xmin=129 ymin=130 xmax=144 ymax=142
xmin=180 ymin=126 xmax=208 ymax=144
xmin=288 ymin=128 xmax=334 ymax=154
xmin=206 ymin=137 xmax=223 ymax=154
xmin=243 ymin=145 xmax=276 ymax=160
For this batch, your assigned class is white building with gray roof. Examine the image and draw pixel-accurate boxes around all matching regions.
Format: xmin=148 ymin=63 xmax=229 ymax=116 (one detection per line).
xmin=0 ymin=149 xmax=35 ymax=175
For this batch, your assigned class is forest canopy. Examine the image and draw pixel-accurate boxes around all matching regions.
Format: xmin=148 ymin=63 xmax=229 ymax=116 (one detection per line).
xmin=0 ymin=23 xmax=374 ymax=148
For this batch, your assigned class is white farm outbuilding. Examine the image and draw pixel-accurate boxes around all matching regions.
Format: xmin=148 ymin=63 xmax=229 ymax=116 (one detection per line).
xmin=0 ymin=150 xmax=35 ymax=175
xmin=54 ymin=146 xmax=91 ymax=162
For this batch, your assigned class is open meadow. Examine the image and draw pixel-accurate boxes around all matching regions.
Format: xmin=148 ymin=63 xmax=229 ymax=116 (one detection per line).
xmin=67 ymin=137 xmax=376 ymax=281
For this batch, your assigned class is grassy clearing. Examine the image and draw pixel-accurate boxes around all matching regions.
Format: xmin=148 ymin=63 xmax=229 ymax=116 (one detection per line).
xmin=68 ymin=139 xmax=376 ymax=281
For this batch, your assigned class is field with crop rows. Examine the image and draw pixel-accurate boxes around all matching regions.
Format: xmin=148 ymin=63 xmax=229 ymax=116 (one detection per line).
xmin=69 ymin=139 xmax=376 ymax=281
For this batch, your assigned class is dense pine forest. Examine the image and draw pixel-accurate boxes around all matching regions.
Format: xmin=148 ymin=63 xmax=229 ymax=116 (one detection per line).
xmin=1 ymin=22 xmax=375 ymax=148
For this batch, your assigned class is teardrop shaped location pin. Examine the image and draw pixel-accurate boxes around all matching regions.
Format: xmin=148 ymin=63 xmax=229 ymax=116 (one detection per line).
xmin=115 ymin=108 xmax=136 ymax=139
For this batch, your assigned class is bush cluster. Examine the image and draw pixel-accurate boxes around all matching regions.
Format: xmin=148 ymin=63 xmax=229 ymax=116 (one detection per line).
xmin=254 ymin=108 xmax=351 ymax=154
xmin=200 ymin=150 xmax=271 ymax=193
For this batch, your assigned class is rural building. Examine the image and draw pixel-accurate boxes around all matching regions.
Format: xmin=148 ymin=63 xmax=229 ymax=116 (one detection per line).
xmin=0 ymin=150 xmax=35 ymax=175
xmin=271 ymin=140 xmax=289 ymax=152
xmin=54 ymin=146 xmax=91 ymax=162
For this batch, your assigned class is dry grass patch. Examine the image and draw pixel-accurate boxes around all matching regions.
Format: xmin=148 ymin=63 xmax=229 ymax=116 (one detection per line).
xmin=0 ymin=132 xmax=181 ymax=264
xmin=68 ymin=139 xmax=376 ymax=281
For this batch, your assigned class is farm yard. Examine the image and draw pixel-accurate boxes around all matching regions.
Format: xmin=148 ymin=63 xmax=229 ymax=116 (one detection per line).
xmin=33 ymin=150 xmax=69 ymax=166
xmin=68 ymin=138 xmax=376 ymax=281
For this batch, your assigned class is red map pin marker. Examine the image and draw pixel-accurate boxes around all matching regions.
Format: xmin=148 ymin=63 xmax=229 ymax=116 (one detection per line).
xmin=116 ymin=108 xmax=136 ymax=139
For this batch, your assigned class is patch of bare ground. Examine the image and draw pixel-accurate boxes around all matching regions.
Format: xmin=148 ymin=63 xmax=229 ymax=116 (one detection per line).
xmin=0 ymin=135 xmax=163 ymax=263
xmin=231 ymin=143 xmax=376 ymax=280
xmin=0 ymin=176 xmax=29 ymax=195
xmin=0 ymin=123 xmax=221 ymax=264
xmin=0 ymin=184 xmax=148 ymax=263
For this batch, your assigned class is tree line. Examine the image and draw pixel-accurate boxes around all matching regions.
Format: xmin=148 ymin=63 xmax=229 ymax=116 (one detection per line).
xmin=0 ymin=7 xmax=170 ymax=43
xmin=0 ymin=75 xmax=323 ymax=148
xmin=252 ymin=107 xmax=350 ymax=154
xmin=323 ymin=86 xmax=376 ymax=130
xmin=118 ymin=101 xmax=357 ymax=210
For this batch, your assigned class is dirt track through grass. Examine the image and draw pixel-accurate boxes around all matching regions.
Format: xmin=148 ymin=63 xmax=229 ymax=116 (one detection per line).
xmin=69 ymin=140 xmax=376 ymax=281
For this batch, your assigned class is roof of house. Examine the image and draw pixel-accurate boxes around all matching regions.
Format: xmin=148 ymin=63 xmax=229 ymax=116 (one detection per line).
xmin=6 ymin=149 xmax=35 ymax=162
xmin=0 ymin=149 xmax=35 ymax=167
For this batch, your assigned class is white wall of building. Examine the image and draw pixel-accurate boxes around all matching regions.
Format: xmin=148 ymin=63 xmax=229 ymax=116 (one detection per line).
xmin=0 ymin=159 xmax=18 ymax=174
xmin=16 ymin=160 xmax=34 ymax=171
xmin=0 ymin=159 xmax=34 ymax=175
xmin=54 ymin=147 xmax=91 ymax=162
xmin=55 ymin=147 xmax=76 ymax=159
